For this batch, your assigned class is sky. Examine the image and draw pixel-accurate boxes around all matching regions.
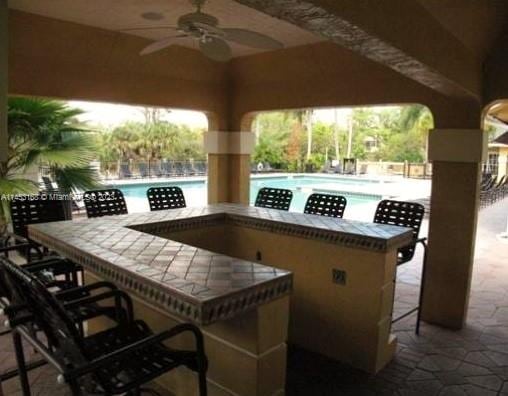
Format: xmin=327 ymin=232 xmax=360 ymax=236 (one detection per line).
xmin=68 ymin=100 xmax=401 ymax=130
xmin=68 ymin=100 xmax=209 ymax=129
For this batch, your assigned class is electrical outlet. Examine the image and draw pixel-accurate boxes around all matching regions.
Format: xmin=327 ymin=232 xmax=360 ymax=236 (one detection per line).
xmin=332 ymin=269 xmax=347 ymax=285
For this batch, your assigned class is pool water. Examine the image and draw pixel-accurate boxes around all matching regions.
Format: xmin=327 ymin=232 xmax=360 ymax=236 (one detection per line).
xmin=250 ymin=176 xmax=380 ymax=211
xmin=113 ymin=175 xmax=382 ymax=214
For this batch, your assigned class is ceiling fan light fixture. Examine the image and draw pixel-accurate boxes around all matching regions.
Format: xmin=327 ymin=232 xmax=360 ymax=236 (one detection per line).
xmin=134 ymin=0 xmax=284 ymax=62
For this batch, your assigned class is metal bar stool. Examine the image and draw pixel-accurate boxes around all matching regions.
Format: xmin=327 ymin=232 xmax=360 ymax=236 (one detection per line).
xmin=146 ymin=186 xmax=186 ymax=211
xmin=9 ymin=194 xmax=70 ymax=261
xmin=83 ymin=189 xmax=128 ymax=218
xmin=254 ymin=187 xmax=293 ymax=211
xmin=373 ymin=199 xmax=427 ymax=334
xmin=2 ymin=259 xmax=207 ymax=396
xmin=0 ymin=254 xmax=131 ymax=395
xmin=304 ymin=193 xmax=347 ymax=218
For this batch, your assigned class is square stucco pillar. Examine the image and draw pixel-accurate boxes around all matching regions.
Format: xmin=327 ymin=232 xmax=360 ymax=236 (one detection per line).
xmin=422 ymin=129 xmax=487 ymax=329
xmin=205 ymin=131 xmax=255 ymax=204
xmin=0 ymin=0 xmax=7 ymax=164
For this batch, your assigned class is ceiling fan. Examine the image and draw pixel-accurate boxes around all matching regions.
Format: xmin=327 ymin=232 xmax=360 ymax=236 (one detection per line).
xmin=121 ymin=0 xmax=284 ymax=62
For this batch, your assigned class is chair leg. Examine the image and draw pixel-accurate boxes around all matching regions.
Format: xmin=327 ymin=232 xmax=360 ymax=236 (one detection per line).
xmin=196 ymin=349 xmax=208 ymax=396
xmin=198 ymin=367 xmax=207 ymax=396
xmin=68 ymin=379 xmax=82 ymax=396
xmin=12 ymin=331 xmax=31 ymax=396
xmin=129 ymin=387 xmax=141 ymax=396
xmin=193 ymin=330 xmax=208 ymax=396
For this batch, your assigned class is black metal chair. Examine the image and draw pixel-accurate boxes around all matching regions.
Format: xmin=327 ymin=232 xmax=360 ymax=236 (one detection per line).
xmin=147 ymin=187 xmax=186 ymax=211
xmin=138 ymin=162 xmax=149 ymax=178
xmin=2 ymin=194 xmax=84 ymax=290
xmin=150 ymin=162 xmax=164 ymax=178
xmin=0 ymin=255 xmax=131 ymax=394
xmin=174 ymin=162 xmax=184 ymax=176
xmin=183 ymin=161 xmax=195 ymax=176
xmin=9 ymin=194 xmax=70 ymax=260
xmin=195 ymin=162 xmax=207 ymax=176
xmin=254 ymin=187 xmax=293 ymax=211
xmin=119 ymin=163 xmax=133 ymax=179
xmin=161 ymin=161 xmax=173 ymax=177
xmin=83 ymin=189 xmax=128 ymax=218
xmin=2 ymin=258 xmax=208 ymax=396
xmin=304 ymin=193 xmax=347 ymax=218
xmin=373 ymin=199 xmax=427 ymax=334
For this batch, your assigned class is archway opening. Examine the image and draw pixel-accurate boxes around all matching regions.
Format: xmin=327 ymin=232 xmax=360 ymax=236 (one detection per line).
xmin=249 ymin=104 xmax=434 ymax=221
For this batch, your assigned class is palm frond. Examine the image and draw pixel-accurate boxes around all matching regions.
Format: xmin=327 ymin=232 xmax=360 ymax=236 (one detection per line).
xmin=0 ymin=178 xmax=38 ymax=195
xmin=53 ymin=166 xmax=101 ymax=193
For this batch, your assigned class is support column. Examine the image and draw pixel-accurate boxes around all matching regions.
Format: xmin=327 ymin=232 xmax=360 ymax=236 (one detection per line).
xmin=0 ymin=0 xmax=7 ymax=164
xmin=498 ymin=150 xmax=507 ymax=180
xmin=422 ymin=129 xmax=487 ymax=329
xmin=204 ymin=131 xmax=254 ymax=204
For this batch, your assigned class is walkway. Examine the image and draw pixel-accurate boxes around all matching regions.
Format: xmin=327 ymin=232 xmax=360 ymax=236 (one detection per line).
xmin=1 ymin=198 xmax=508 ymax=395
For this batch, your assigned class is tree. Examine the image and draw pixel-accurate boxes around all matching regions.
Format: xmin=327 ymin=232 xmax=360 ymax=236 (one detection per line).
xmin=1 ymin=97 xmax=100 ymax=230
xmin=399 ymin=104 xmax=432 ymax=161
xmin=140 ymin=107 xmax=170 ymax=125
xmin=95 ymin=120 xmax=206 ymax=164
xmin=250 ymin=105 xmax=433 ymax=171
xmin=252 ymin=113 xmax=292 ymax=167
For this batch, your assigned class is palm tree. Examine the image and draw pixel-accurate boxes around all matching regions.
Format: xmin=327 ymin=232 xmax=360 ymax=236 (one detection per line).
xmin=282 ymin=109 xmax=313 ymax=170
xmin=1 ymin=97 xmax=100 ymax=231
xmin=399 ymin=104 xmax=433 ymax=161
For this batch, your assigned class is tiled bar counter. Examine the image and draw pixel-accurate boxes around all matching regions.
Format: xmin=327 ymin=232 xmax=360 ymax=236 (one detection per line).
xmin=29 ymin=203 xmax=412 ymax=393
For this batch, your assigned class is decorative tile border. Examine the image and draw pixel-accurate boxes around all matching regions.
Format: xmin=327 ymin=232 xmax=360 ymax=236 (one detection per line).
xmin=30 ymin=226 xmax=293 ymax=325
xmin=225 ymin=214 xmax=389 ymax=251
xmin=130 ymin=213 xmax=226 ymax=235
xmin=131 ymin=209 xmax=411 ymax=252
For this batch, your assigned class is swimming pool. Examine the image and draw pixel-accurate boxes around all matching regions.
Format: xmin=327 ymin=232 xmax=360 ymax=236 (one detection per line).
xmin=111 ymin=175 xmax=384 ymax=214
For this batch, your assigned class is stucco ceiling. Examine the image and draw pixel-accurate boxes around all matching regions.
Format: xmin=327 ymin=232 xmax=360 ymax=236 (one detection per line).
xmin=417 ymin=0 xmax=508 ymax=61
xmin=8 ymin=0 xmax=323 ymax=57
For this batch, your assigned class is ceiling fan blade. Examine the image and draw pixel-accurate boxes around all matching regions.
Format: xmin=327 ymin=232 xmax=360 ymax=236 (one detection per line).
xmin=140 ymin=35 xmax=188 ymax=55
xmin=193 ymin=22 xmax=225 ymax=37
xmin=199 ymin=37 xmax=232 ymax=62
xmin=121 ymin=25 xmax=178 ymax=32
xmin=223 ymin=28 xmax=283 ymax=50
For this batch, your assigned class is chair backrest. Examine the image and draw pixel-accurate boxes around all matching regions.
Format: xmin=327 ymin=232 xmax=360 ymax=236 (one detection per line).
xmin=10 ymin=195 xmax=66 ymax=238
xmin=0 ymin=257 xmax=88 ymax=367
xmin=304 ymin=193 xmax=347 ymax=218
xmin=83 ymin=189 xmax=128 ymax=218
xmin=373 ymin=199 xmax=425 ymax=264
xmin=162 ymin=161 xmax=172 ymax=174
xmin=255 ymin=187 xmax=293 ymax=211
xmin=147 ymin=186 xmax=186 ymax=211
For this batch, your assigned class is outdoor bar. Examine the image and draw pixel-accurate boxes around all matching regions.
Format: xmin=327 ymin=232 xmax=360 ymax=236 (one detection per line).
xmin=28 ymin=203 xmax=412 ymax=395
xmin=4 ymin=1 xmax=508 ymax=395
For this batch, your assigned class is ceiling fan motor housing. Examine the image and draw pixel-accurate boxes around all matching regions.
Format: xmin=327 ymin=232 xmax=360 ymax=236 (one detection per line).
xmin=178 ymin=12 xmax=219 ymax=32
